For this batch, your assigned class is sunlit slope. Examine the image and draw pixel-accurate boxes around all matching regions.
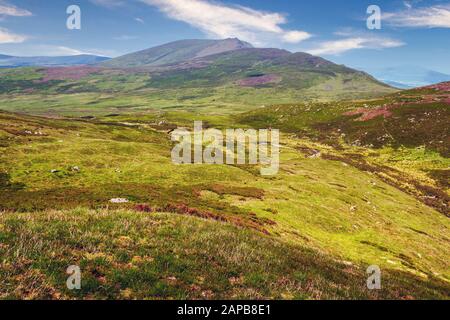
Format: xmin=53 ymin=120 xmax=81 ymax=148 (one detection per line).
xmin=1 ymin=208 xmax=448 ymax=300
xmin=1 ymin=110 xmax=448 ymax=291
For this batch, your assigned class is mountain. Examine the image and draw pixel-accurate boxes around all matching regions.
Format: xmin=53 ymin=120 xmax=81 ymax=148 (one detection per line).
xmin=365 ymin=65 xmax=450 ymax=89
xmin=101 ymin=38 xmax=253 ymax=68
xmin=0 ymin=54 xmax=110 ymax=68
xmin=135 ymin=44 xmax=394 ymax=98
xmin=0 ymin=39 xmax=396 ymax=104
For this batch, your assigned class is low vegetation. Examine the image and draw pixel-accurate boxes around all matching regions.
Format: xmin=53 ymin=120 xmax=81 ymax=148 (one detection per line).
xmin=0 ymin=56 xmax=448 ymax=299
xmin=1 ymin=209 xmax=448 ymax=300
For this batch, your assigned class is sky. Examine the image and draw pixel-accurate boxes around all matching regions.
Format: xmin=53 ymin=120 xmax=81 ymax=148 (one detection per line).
xmin=0 ymin=0 xmax=449 ymax=73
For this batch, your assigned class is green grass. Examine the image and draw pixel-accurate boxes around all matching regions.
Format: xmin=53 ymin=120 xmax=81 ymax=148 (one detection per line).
xmin=0 ymin=110 xmax=449 ymax=297
xmin=0 ymin=61 xmax=396 ymax=117
xmin=0 ymin=75 xmax=448 ymax=300
xmin=1 ymin=208 xmax=448 ymax=300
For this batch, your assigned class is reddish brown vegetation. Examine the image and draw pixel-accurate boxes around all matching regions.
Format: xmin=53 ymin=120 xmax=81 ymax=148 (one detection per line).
xmin=345 ymin=84 xmax=450 ymax=121
xmin=345 ymin=105 xmax=395 ymax=121
xmin=427 ymin=82 xmax=450 ymax=92
xmin=237 ymin=74 xmax=280 ymax=87
xmin=205 ymin=184 xmax=265 ymax=199
xmin=321 ymin=153 xmax=450 ymax=217
xmin=133 ymin=202 xmax=275 ymax=234
xmin=38 ymin=66 xmax=103 ymax=82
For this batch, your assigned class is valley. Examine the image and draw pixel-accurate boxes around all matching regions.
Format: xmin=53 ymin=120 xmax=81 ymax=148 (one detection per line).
xmin=0 ymin=39 xmax=448 ymax=300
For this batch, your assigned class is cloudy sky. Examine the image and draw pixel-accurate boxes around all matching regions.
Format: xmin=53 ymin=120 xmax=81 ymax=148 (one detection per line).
xmin=0 ymin=0 xmax=449 ymax=73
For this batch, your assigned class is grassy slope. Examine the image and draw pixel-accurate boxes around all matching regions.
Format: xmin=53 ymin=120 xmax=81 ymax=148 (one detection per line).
xmin=237 ymin=93 xmax=450 ymax=214
xmin=0 ymin=62 xmax=447 ymax=299
xmin=0 ymin=110 xmax=449 ymax=299
xmin=0 ymin=55 xmax=396 ymax=117
xmin=1 ymin=208 xmax=448 ymax=300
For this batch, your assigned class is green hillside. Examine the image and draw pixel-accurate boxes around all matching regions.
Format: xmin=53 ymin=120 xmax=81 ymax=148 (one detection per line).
xmin=0 ymin=79 xmax=449 ymax=298
xmin=0 ymin=40 xmax=397 ymax=116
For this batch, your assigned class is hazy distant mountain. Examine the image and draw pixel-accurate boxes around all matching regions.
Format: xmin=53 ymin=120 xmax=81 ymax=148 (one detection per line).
xmin=0 ymin=54 xmax=110 ymax=68
xmin=101 ymin=38 xmax=253 ymax=68
xmin=365 ymin=66 xmax=450 ymax=89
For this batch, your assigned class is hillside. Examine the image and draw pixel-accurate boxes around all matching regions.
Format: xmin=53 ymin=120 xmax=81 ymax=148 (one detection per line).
xmin=0 ymin=107 xmax=449 ymax=299
xmin=1 ymin=208 xmax=448 ymax=300
xmin=237 ymin=81 xmax=450 ymax=215
xmin=0 ymin=40 xmax=396 ymax=116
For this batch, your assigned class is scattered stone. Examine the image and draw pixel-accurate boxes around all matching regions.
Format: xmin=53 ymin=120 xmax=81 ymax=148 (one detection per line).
xmin=166 ymin=276 xmax=177 ymax=284
xmin=308 ymin=151 xmax=321 ymax=159
xmin=229 ymin=276 xmax=245 ymax=286
xmin=201 ymin=290 xmax=215 ymax=299
xmin=110 ymin=198 xmax=129 ymax=204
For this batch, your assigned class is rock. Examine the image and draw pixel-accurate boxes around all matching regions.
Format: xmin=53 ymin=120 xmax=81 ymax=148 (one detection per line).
xmin=110 ymin=198 xmax=129 ymax=204
xmin=71 ymin=166 xmax=80 ymax=172
xmin=50 ymin=169 xmax=59 ymax=173
xmin=308 ymin=151 xmax=321 ymax=159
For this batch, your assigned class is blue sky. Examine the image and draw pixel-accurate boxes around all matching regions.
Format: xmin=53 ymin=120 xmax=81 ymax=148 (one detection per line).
xmin=0 ymin=0 xmax=449 ymax=73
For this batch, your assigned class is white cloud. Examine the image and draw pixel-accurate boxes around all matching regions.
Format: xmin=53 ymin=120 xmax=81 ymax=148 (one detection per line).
xmin=0 ymin=27 xmax=26 ymax=43
xmin=0 ymin=1 xmax=32 ymax=17
xmin=135 ymin=17 xmax=145 ymax=24
xmin=282 ymin=31 xmax=311 ymax=43
xmin=50 ymin=46 xmax=116 ymax=57
xmin=307 ymin=36 xmax=405 ymax=56
xmin=90 ymin=0 xmax=125 ymax=8
xmin=51 ymin=46 xmax=96 ymax=56
xmin=140 ymin=0 xmax=311 ymax=46
xmin=385 ymin=4 xmax=450 ymax=28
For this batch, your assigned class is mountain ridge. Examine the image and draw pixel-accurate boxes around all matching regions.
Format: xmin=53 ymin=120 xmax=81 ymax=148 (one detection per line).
xmin=0 ymin=54 xmax=110 ymax=68
xmin=101 ymin=38 xmax=253 ymax=68
xmin=0 ymin=38 xmax=397 ymax=104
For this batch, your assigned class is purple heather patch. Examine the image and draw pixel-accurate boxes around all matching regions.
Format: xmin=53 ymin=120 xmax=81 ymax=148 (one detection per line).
xmin=237 ymin=74 xmax=281 ymax=87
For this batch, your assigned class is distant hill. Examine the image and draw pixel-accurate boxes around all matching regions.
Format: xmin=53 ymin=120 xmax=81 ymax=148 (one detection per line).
xmin=0 ymin=54 xmax=110 ymax=68
xmin=0 ymin=38 xmax=396 ymax=103
xmin=101 ymin=38 xmax=253 ymax=68
xmin=134 ymin=43 xmax=394 ymax=99
xmin=365 ymin=66 xmax=450 ymax=89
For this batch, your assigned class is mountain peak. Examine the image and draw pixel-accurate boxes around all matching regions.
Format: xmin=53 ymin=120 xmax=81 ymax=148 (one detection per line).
xmin=101 ymin=38 xmax=253 ymax=68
